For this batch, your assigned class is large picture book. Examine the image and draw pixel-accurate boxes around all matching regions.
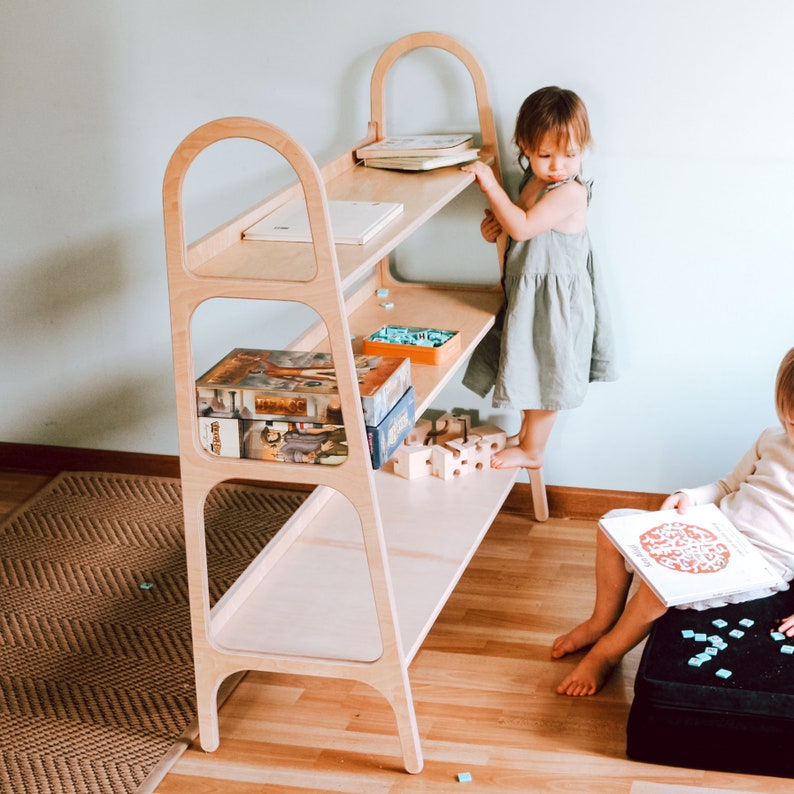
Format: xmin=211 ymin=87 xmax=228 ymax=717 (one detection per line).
xmin=196 ymin=348 xmax=411 ymax=427
xmin=362 ymin=149 xmax=480 ymax=172
xmin=355 ymin=133 xmax=473 ymax=160
xmin=243 ymin=199 xmax=403 ymax=245
xmin=599 ymin=503 xmax=784 ymax=607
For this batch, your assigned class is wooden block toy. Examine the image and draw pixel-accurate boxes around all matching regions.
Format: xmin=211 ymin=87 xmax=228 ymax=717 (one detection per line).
xmin=426 ymin=411 xmax=473 ymax=446
xmin=470 ymin=424 xmax=507 ymax=453
xmin=393 ymin=443 xmax=433 ymax=480
xmin=430 ymin=445 xmax=460 ymax=480
xmin=445 ymin=438 xmax=481 ymax=476
xmin=446 ymin=436 xmax=483 ymax=473
xmin=405 ymin=418 xmax=434 ymax=446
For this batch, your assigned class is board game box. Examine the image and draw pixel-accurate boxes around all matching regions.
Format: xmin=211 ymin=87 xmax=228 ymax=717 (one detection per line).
xmin=368 ymin=387 xmax=415 ymax=469
xmin=196 ymin=348 xmax=411 ymax=427
xmin=197 ymin=387 xmax=415 ymax=469
xmin=198 ymin=416 xmax=243 ymax=459
xmin=243 ymin=420 xmax=348 ymax=465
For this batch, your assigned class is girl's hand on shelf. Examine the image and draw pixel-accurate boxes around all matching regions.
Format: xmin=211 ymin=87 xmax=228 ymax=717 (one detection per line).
xmin=461 ymin=160 xmax=498 ymax=192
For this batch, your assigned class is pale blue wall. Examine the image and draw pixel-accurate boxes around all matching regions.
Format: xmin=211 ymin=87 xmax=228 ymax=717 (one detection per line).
xmin=2 ymin=1 xmax=792 ymax=493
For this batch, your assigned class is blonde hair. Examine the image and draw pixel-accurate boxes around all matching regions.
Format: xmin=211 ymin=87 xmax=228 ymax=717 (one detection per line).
xmin=775 ymin=346 xmax=794 ymax=423
xmin=514 ymin=86 xmax=591 ymax=172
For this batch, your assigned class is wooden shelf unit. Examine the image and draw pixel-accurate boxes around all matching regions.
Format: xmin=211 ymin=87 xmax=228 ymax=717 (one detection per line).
xmin=162 ymin=32 xmax=544 ymax=774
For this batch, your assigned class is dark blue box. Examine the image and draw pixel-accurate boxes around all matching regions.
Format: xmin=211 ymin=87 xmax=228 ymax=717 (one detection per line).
xmin=367 ymin=387 xmax=415 ymax=469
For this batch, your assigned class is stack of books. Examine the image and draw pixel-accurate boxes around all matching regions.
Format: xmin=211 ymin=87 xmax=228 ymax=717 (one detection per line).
xmin=195 ymin=348 xmax=415 ymax=467
xmin=355 ymin=134 xmax=480 ymax=171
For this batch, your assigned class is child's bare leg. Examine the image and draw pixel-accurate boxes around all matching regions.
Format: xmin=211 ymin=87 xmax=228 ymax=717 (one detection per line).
xmin=556 ymin=582 xmax=667 ymax=696
xmin=552 ymin=526 xmax=633 ymax=658
xmin=492 ymin=409 xmax=556 ymax=469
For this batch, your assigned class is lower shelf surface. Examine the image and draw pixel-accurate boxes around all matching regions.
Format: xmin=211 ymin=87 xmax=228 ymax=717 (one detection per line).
xmin=212 ymin=462 xmax=519 ymax=663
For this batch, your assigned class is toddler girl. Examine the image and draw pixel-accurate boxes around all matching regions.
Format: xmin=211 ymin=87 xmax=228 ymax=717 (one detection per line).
xmin=554 ymin=346 xmax=794 ymax=696
xmin=461 ymin=86 xmax=617 ymax=469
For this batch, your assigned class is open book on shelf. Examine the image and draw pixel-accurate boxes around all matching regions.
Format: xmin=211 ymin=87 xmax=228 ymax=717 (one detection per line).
xmin=362 ymin=149 xmax=480 ymax=172
xmin=599 ymin=503 xmax=784 ymax=607
xmin=355 ymin=133 xmax=473 ymax=159
xmin=243 ymin=199 xmax=403 ymax=245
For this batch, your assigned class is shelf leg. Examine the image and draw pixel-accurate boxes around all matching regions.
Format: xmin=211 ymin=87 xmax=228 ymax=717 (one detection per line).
xmin=529 ymin=466 xmax=549 ymax=522
xmin=194 ymin=671 xmax=222 ymax=752
xmin=382 ymin=678 xmax=424 ymax=774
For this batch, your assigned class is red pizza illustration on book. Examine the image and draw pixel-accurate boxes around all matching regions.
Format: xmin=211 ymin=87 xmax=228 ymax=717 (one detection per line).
xmin=639 ymin=520 xmax=730 ymax=575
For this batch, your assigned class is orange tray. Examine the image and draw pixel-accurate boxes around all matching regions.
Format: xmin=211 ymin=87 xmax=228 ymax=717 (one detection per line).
xmin=362 ymin=325 xmax=461 ymax=366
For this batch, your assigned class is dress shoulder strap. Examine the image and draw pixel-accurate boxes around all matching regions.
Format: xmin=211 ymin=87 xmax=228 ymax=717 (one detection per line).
xmin=542 ymin=173 xmax=593 ymax=205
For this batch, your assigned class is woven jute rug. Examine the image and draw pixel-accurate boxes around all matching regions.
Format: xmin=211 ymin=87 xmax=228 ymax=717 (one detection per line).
xmin=0 ymin=470 xmax=307 ymax=794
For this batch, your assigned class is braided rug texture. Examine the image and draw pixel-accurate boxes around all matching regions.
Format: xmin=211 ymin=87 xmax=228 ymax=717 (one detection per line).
xmin=0 ymin=471 xmax=306 ymax=794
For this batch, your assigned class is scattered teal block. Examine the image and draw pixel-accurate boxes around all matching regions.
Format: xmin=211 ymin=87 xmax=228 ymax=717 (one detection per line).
xmin=738 ymin=618 xmax=755 ymax=628
xmin=729 ymin=629 xmax=745 ymax=639
xmin=715 ymin=668 xmax=732 ymax=679
xmin=711 ymin=618 xmax=728 ymax=629
xmin=457 ymin=772 xmax=473 ymax=783
xmin=781 ymin=645 xmax=794 ymax=655
xmin=771 ymin=631 xmax=787 ymax=641
xmin=681 ymin=629 xmax=695 ymax=639
xmin=694 ymin=633 xmax=708 ymax=642
xmin=696 ymin=652 xmax=713 ymax=663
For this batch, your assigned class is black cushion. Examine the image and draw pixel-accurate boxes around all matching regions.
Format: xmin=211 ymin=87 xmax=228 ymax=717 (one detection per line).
xmin=627 ymin=588 xmax=794 ymax=777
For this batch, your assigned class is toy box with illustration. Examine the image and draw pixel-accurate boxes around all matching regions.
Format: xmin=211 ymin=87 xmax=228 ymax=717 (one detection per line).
xmin=196 ymin=348 xmax=411 ymax=426
xmin=243 ymin=420 xmax=348 ymax=465
xmin=367 ymin=387 xmax=415 ymax=469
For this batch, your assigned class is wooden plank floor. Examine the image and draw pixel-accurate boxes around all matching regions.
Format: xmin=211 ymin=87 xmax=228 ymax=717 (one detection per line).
xmin=2 ymin=471 xmax=791 ymax=793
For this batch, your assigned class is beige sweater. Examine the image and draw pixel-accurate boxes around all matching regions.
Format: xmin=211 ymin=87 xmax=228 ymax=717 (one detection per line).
xmin=682 ymin=426 xmax=794 ymax=587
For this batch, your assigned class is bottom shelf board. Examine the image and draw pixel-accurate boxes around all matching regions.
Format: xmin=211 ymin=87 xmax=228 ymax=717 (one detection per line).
xmin=211 ymin=461 xmax=519 ymax=663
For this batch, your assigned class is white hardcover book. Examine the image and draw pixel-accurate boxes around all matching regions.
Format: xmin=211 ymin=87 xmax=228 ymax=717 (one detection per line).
xmin=598 ymin=503 xmax=784 ymax=607
xmin=355 ymin=133 xmax=473 ymax=159
xmin=362 ymin=149 xmax=481 ymax=171
xmin=243 ymin=199 xmax=403 ymax=245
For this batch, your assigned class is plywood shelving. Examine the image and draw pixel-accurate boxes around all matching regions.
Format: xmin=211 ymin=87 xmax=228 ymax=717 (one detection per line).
xmin=162 ymin=31 xmax=545 ymax=773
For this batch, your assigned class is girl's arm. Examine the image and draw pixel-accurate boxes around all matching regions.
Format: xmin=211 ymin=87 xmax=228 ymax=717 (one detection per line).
xmin=462 ymin=161 xmax=586 ymax=240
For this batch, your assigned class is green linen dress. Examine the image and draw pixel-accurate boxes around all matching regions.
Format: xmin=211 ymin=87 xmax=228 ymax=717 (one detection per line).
xmin=462 ymin=173 xmax=617 ymax=411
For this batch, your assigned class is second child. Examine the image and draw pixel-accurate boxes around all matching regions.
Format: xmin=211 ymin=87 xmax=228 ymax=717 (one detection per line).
xmin=553 ymin=346 xmax=794 ymax=696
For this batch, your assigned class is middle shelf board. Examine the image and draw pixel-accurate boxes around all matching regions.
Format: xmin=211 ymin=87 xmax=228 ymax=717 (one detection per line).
xmin=210 ymin=461 xmax=519 ymax=664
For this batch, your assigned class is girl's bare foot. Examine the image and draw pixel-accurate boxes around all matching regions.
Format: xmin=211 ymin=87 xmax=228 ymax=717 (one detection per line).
xmin=556 ymin=649 xmax=616 ymax=696
xmin=490 ymin=446 xmax=542 ymax=469
xmin=551 ymin=618 xmax=609 ymax=659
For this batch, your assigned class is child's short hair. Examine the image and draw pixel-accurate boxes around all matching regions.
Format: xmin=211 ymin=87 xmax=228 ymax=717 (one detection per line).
xmin=775 ymin=346 xmax=794 ymax=422
xmin=514 ymin=86 xmax=591 ymax=159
